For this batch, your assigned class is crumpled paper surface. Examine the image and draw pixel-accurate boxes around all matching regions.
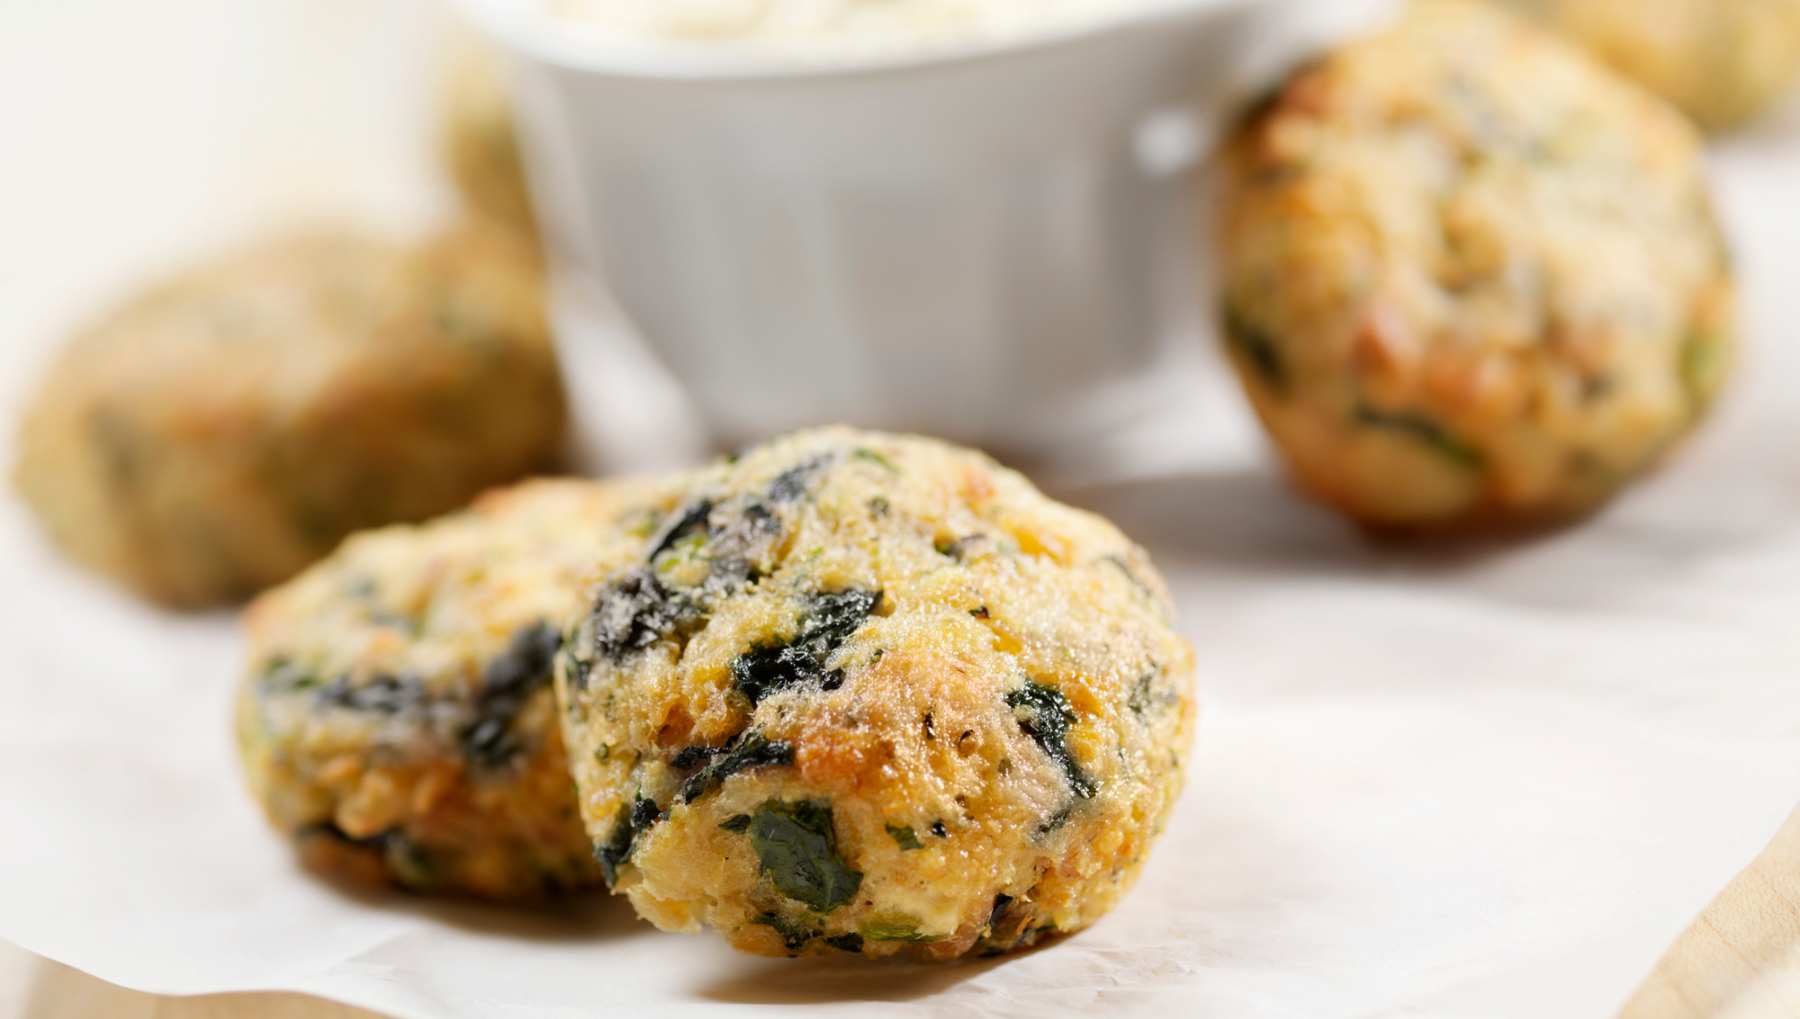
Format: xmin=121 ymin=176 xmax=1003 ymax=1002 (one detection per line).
xmin=4 ymin=3 xmax=1800 ymax=1017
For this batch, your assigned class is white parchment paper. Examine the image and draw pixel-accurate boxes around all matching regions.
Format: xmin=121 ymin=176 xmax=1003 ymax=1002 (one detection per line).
xmin=3 ymin=3 xmax=1800 ymax=1016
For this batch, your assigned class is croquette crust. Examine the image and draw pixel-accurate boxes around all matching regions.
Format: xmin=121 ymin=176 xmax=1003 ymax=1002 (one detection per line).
xmin=1506 ymin=0 xmax=1800 ymax=130
xmin=237 ymin=478 xmax=682 ymax=900
xmin=15 ymin=227 xmax=566 ymax=606
xmin=1217 ymin=1 xmax=1736 ymax=530
xmin=557 ymin=428 xmax=1197 ymax=959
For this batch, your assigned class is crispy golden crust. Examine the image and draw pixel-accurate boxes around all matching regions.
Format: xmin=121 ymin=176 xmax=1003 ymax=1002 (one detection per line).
xmin=237 ymin=477 xmax=683 ymax=900
xmin=557 ymin=428 xmax=1197 ymax=959
xmin=15 ymin=226 xmax=566 ymax=607
xmin=1503 ymin=0 xmax=1800 ymax=130
xmin=1217 ymin=1 xmax=1735 ymax=530
xmin=443 ymin=45 xmax=536 ymax=239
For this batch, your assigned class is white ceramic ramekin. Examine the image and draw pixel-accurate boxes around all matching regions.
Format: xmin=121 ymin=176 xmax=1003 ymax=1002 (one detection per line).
xmin=457 ymin=0 xmax=1391 ymax=457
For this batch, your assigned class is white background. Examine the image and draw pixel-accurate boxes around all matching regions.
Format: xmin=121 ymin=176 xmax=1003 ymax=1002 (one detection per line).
xmin=2 ymin=2 xmax=1800 ymax=1016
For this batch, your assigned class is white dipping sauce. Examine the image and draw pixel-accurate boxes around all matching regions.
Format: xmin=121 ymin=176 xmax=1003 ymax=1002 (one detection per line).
xmin=538 ymin=0 xmax=1172 ymax=58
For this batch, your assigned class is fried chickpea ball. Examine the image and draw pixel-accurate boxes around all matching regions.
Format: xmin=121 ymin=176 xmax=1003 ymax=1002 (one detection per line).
xmin=236 ymin=478 xmax=683 ymax=900
xmin=1503 ymin=0 xmax=1800 ymax=130
xmin=1217 ymin=1 xmax=1735 ymax=529
xmin=15 ymin=226 xmax=567 ymax=606
xmin=557 ymin=427 xmax=1197 ymax=959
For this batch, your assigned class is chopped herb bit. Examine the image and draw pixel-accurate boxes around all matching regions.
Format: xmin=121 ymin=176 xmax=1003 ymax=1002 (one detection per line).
xmin=886 ymin=824 xmax=923 ymax=851
xmin=1353 ymin=404 xmax=1484 ymax=470
xmin=867 ymin=496 xmax=890 ymax=519
xmin=1681 ymin=332 xmax=1725 ymax=411
xmin=654 ymin=530 xmax=708 ymax=572
xmin=1127 ymin=669 xmax=1171 ymax=719
xmin=730 ymin=589 xmax=881 ymax=704
xmin=851 ymin=448 xmax=899 ymax=473
xmin=1100 ymin=553 xmax=1156 ymax=602
xmin=299 ymin=823 xmax=434 ymax=890
xmin=595 ymin=796 xmax=661 ymax=888
xmin=1224 ymin=306 xmax=1286 ymax=390
xmin=824 ymin=933 xmax=865 ymax=953
xmin=462 ymin=622 xmax=563 ymax=768
xmin=676 ymin=731 xmax=797 ymax=803
xmin=315 ymin=672 xmax=424 ymax=716
xmin=767 ymin=454 xmax=833 ymax=502
xmin=645 ymin=499 xmax=713 ymax=562
xmin=259 ymin=657 xmax=320 ymax=694
xmin=719 ymin=814 xmax=752 ymax=833
xmin=745 ymin=800 xmax=863 ymax=913
xmin=559 ymin=638 xmax=593 ymax=695
xmin=1037 ymin=801 xmax=1076 ymax=835
xmin=588 ymin=567 xmax=698 ymax=668
xmin=752 ymin=912 xmax=820 ymax=952
xmin=859 ymin=915 xmax=939 ymax=943
xmin=625 ymin=508 xmax=663 ymax=539
xmin=1006 ymin=681 xmax=1097 ymax=799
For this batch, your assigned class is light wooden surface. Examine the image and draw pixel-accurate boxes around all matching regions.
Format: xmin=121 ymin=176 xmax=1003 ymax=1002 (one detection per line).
xmin=0 ymin=942 xmax=384 ymax=1019
xmin=1620 ymin=805 xmax=1800 ymax=1019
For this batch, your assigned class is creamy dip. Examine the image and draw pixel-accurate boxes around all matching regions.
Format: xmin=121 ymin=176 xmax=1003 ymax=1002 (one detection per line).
xmin=537 ymin=0 xmax=1174 ymax=59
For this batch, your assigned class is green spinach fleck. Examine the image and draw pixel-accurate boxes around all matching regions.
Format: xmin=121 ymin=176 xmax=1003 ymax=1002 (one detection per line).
xmin=1224 ymin=306 xmax=1287 ymax=390
xmin=859 ymin=915 xmax=939 ymax=943
xmin=1353 ymin=404 xmax=1484 ymax=470
xmin=1681 ymin=331 xmax=1725 ymax=412
xmin=767 ymin=454 xmax=833 ymax=502
xmin=594 ymin=795 xmax=661 ymax=888
xmin=461 ymin=621 xmax=562 ymax=769
xmin=586 ymin=567 xmax=699 ymax=669
xmin=886 ymin=824 xmax=923 ymax=851
xmin=743 ymin=800 xmax=863 ymax=913
xmin=1006 ymin=681 xmax=1096 ymax=799
xmin=730 ymin=589 xmax=881 ymax=704
xmin=851 ymin=448 xmax=899 ymax=474
xmin=675 ymin=731 xmax=796 ymax=803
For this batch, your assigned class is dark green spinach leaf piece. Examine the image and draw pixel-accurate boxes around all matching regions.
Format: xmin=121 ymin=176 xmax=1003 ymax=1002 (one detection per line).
xmin=676 ymin=731 xmax=796 ymax=803
xmin=730 ymin=589 xmax=881 ymax=703
xmin=461 ymin=621 xmax=562 ymax=769
xmin=767 ymin=454 xmax=833 ymax=502
xmin=645 ymin=498 xmax=713 ymax=562
xmin=587 ymin=567 xmax=698 ymax=669
xmin=744 ymin=800 xmax=862 ymax=913
xmin=1006 ymin=681 xmax=1097 ymax=799
xmin=595 ymin=795 xmax=662 ymax=888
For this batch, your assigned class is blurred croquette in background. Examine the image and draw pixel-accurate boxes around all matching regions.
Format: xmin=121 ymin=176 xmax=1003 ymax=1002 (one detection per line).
xmin=14 ymin=225 xmax=563 ymax=606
